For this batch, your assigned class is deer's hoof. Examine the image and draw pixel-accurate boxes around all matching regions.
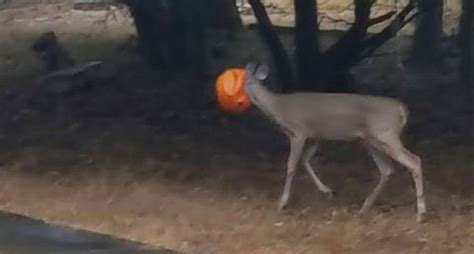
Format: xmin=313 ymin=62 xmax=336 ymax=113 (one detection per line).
xmin=277 ymin=202 xmax=286 ymax=212
xmin=416 ymin=212 xmax=428 ymax=224
xmin=277 ymin=199 xmax=289 ymax=212
xmin=326 ymin=190 xmax=336 ymax=200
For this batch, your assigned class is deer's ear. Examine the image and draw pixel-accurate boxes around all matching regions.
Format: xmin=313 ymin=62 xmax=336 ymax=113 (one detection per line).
xmin=255 ymin=64 xmax=269 ymax=80
xmin=245 ymin=62 xmax=258 ymax=74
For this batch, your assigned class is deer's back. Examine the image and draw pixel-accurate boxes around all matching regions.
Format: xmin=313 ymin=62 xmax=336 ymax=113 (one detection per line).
xmin=272 ymin=93 xmax=405 ymax=140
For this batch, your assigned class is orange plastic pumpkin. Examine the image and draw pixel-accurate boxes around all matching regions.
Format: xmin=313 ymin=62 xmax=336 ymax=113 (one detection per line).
xmin=215 ymin=68 xmax=251 ymax=113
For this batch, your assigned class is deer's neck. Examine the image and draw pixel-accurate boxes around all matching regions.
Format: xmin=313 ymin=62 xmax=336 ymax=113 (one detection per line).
xmin=246 ymin=83 xmax=280 ymax=121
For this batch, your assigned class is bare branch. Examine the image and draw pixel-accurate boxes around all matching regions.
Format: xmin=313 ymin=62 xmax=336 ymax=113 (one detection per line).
xmin=401 ymin=12 xmax=419 ymax=27
xmin=368 ymin=11 xmax=396 ymax=27
xmin=323 ymin=0 xmax=376 ymax=66
xmin=358 ymin=0 xmax=418 ymax=61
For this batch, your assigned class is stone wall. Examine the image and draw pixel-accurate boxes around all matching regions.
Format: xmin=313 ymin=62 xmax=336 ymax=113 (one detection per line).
xmin=0 ymin=0 xmax=115 ymax=10
xmin=0 ymin=0 xmax=73 ymax=8
xmin=262 ymin=0 xmax=461 ymax=14
xmin=243 ymin=0 xmax=460 ymax=35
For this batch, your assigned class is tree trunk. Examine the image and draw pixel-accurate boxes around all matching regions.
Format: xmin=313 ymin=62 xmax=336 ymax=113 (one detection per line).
xmin=459 ymin=0 xmax=474 ymax=139
xmin=294 ymin=0 xmax=321 ymax=90
xmin=410 ymin=0 xmax=444 ymax=69
xmin=167 ymin=0 xmax=208 ymax=74
xmin=459 ymin=0 xmax=473 ymax=90
xmin=124 ymin=0 xmax=242 ymax=76
xmin=209 ymin=0 xmax=243 ymax=35
xmin=126 ymin=0 xmax=171 ymax=68
xmin=321 ymin=0 xmax=375 ymax=92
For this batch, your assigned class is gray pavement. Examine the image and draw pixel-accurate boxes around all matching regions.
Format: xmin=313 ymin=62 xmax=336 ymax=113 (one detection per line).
xmin=0 ymin=212 xmax=179 ymax=254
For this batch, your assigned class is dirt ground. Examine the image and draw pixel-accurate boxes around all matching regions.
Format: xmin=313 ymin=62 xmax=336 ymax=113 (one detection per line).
xmin=0 ymin=5 xmax=473 ymax=254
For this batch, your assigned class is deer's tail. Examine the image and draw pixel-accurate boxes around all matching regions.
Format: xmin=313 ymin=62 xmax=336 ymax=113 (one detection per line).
xmin=399 ymin=104 xmax=409 ymax=129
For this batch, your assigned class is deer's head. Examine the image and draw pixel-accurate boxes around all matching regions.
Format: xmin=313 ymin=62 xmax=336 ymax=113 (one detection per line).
xmin=244 ymin=62 xmax=269 ymax=88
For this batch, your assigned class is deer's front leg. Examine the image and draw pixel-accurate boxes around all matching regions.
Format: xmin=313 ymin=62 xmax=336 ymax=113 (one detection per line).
xmin=303 ymin=142 xmax=335 ymax=199
xmin=278 ymin=136 xmax=306 ymax=211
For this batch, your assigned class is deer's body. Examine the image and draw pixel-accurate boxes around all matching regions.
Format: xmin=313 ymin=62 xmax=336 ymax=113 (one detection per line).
xmin=244 ymin=63 xmax=426 ymax=222
xmin=248 ymin=84 xmax=407 ymax=141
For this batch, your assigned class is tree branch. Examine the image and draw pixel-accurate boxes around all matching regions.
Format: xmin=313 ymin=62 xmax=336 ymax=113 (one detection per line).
xmin=358 ymin=0 xmax=418 ymax=62
xmin=248 ymin=0 xmax=295 ymax=91
xmin=368 ymin=11 xmax=396 ymax=27
xmin=402 ymin=12 xmax=419 ymax=27
xmin=323 ymin=0 xmax=376 ymax=67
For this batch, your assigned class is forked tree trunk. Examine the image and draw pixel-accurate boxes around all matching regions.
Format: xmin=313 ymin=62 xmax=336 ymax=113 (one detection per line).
xmin=250 ymin=0 xmax=417 ymax=93
xmin=320 ymin=0 xmax=375 ymax=92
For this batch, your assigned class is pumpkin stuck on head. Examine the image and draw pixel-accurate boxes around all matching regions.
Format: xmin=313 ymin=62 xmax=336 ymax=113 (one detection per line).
xmin=215 ymin=68 xmax=251 ymax=113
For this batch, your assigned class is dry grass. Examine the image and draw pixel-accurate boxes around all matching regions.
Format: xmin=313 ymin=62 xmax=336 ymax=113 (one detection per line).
xmin=0 ymin=169 xmax=473 ymax=254
xmin=0 ymin=6 xmax=473 ymax=254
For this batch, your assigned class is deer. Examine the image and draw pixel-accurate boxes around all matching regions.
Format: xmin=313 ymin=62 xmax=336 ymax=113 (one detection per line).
xmin=244 ymin=62 xmax=426 ymax=223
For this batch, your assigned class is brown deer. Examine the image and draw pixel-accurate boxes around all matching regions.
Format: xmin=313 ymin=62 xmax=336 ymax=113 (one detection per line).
xmin=244 ymin=62 xmax=426 ymax=222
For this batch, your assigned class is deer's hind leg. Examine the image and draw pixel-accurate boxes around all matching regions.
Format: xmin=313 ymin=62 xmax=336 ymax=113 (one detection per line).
xmin=369 ymin=134 xmax=426 ymax=222
xmin=359 ymin=144 xmax=394 ymax=214
xmin=386 ymin=141 xmax=426 ymax=222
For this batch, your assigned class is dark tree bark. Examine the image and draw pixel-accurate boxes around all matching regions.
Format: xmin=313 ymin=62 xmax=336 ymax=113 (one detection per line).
xmin=459 ymin=0 xmax=473 ymax=90
xmin=209 ymin=0 xmax=243 ymax=34
xmin=248 ymin=0 xmax=296 ymax=92
xmin=294 ymin=0 xmax=321 ymax=90
xmin=125 ymin=0 xmax=171 ymax=68
xmin=459 ymin=0 xmax=474 ymax=139
xmin=325 ymin=0 xmax=374 ymax=63
xmin=321 ymin=0 xmax=375 ymax=92
xmin=122 ymin=0 xmax=242 ymax=76
xmin=167 ymin=0 xmax=208 ymax=73
xmin=410 ymin=0 xmax=444 ymax=69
